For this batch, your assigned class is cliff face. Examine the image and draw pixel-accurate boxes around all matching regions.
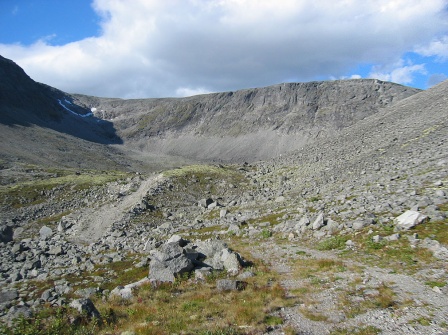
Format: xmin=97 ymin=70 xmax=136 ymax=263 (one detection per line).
xmin=73 ymin=79 xmax=420 ymax=161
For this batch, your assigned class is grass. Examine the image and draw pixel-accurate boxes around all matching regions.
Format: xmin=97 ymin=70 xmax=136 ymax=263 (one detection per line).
xmin=1 ymin=248 xmax=295 ymax=335
xmin=92 ymin=256 xmax=294 ymax=335
xmin=330 ymin=325 xmax=381 ymax=335
xmin=425 ymin=280 xmax=446 ymax=288
xmin=247 ymin=211 xmax=284 ymax=227
xmin=317 ymin=236 xmax=348 ymax=250
xmin=334 ymin=223 xmax=440 ymax=274
xmin=337 ymin=283 xmax=396 ymax=318
xmin=410 ymin=316 xmax=432 ymax=326
xmin=292 ymin=257 xmax=346 ymax=280
xmin=0 ymin=306 xmax=101 ymax=335
xmin=0 ymin=168 xmax=132 ymax=209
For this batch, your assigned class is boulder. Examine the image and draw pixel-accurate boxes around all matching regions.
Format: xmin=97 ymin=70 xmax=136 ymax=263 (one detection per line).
xmin=149 ymin=256 xmax=193 ymax=282
xmin=220 ymin=209 xmax=228 ymax=218
xmin=69 ymin=298 xmax=101 ymax=319
xmin=216 ymin=279 xmax=246 ymax=291
xmin=110 ymin=278 xmax=150 ymax=299
xmin=0 ymin=225 xmax=13 ymax=243
xmin=0 ymin=289 xmax=18 ymax=303
xmin=394 ymin=210 xmax=428 ymax=230
xmin=149 ymin=243 xmax=194 ymax=282
xmin=39 ymin=226 xmax=53 ymax=239
xmin=221 ymin=249 xmax=241 ymax=275
xmin=312 ymin=212 xmax=325 ymax=230
xmin=166 ymin=234 xmax=188 ymax=247
xmin=7 ymin=305 xmax=33 ymax=323
xmin=198 ymin=198 xmax=214 ymax=208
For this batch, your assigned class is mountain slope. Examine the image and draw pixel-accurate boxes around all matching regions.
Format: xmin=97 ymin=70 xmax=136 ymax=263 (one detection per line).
xmin=0 ymin=55 xmax=133 ymax=170
xmin=73 ymin=79 xmax=420 ymax=161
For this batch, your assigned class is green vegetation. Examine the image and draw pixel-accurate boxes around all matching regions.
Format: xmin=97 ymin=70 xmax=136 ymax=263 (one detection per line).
xmin=330 ymin=325 xmax=381 ymax=335
xmin=1 ymin=248 xmax=296 ymax=335
xmin=317 ymin=235 xmax=348 ymax=250
xmin=338 ymin=283 xmax=395 ymax=318
xmin=0 ymin=307 xmax=101 ymax=335
xmin=0 ymin=167 xmax=132 ymax=209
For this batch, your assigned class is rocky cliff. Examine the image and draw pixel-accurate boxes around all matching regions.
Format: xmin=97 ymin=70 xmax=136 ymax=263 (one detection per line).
xmin=73 ymin=79 xmax=420 ymax=161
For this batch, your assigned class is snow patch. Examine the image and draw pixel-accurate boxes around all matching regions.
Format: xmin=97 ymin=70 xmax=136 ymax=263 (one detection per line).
xmin=58 ymin=99 xmax=93 ymax=118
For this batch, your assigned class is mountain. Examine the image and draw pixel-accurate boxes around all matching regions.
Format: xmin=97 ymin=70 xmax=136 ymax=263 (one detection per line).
xmin=72 ymin=79 xmax=420 ymax=161
xmin=1 ymin=54 xmax=448 ymax=334
xmin=0 ymin=56 xmax=132 ymax=170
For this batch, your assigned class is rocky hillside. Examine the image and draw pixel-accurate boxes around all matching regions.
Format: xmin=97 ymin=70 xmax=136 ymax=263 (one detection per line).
xmin=0 ymin=55 xmax=447 ymax=335
xmin=73 ymin=79 xmax=420 ymax=161
xmin=0 ymin=56 xmax=131 ymax=170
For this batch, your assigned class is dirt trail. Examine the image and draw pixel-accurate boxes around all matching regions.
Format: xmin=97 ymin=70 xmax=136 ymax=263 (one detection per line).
xmin=69 ymin=174 xmax=166 ymax=244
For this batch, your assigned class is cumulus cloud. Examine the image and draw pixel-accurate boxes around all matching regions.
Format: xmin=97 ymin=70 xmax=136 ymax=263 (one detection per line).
xmin=415 ymin=35 xmax=448 ymax=61
xmin=0 ymin=0 xmax=447 ymax=98
xmin=368 ymin=59 xmax=427 ymax=85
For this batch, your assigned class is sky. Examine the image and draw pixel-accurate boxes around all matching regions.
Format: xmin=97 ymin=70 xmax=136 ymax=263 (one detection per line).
xmin=0 ymin=0 xmax=447 ymax=99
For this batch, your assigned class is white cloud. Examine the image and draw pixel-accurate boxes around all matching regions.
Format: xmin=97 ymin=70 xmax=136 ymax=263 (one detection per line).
xmin=368 ymin=59 xmax=427 ymax=84
xmin=0 ymin=0 xmax=447 ymax=98
xmin=415 ymin=35 xmax=448 ymax=61
xmin=175 ymin=87 xmax=213 ymax=97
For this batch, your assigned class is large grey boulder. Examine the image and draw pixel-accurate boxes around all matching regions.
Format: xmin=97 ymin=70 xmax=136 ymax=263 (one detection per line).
xmin=312 ymin=212 xmax=325 ymax=230
xmin=39 ymin=226 xmax=53 ymax=239
xmin=149 ymin=242 xmax=194 ymax=282
xmin=69 ymin=298 xmax=101 ymax=319
xmin=7 ymin=305 xmax=33 ymax=324
xmin=195 ymin=239 xmax=244 ymax=274
xmin=111 ymin=277 xmax=150 ymax=299
xmin=394 ymin=210 xmax=428 ymax=230
xmin=216 ymin=279 xmax=246 ymax=291
xmin=0 ymin=225 xmax=13 ymax=243
xmin=0 ymin=289 xmax=18 ymax=303
xmin=198 ymin=198 xmax=213 ymax=208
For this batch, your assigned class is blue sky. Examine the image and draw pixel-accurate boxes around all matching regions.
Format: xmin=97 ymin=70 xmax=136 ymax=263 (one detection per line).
xmin=0 ymin=0 xmax=100 ymax=45
xmin=0 ymin=0 xmax=447 ymax=98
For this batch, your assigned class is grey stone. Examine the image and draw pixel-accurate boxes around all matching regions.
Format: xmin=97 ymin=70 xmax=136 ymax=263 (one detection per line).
xmin=166 ymin=234 xmax=187 ymax=247
xmin=435 ymin=190 xmax=446 ymax=197
xmin=7 ymin=305 xmax=33 ymax=322
xmin=149 ymin=252 xmax=194 ymax=282
xmin=75 ymin=287 xmax=100 ymax=299
xmin=227 ymin=224 xmax=240 ymax=234
xmin=237 ymin=271 xmax=255 ymax=280
xmin=352 ymin=220 xmax=368 ymax=230
xmin=312 ymin=212 xmax=325 ymax=230
xmin=198 ymin=198 xmax=213 ymax=208
xmin=221 ymin=249 xmax=241 ymax=275
xmin=39 ymin=226 xmax=53 ymax=239
xmin=394 ymin=210 xmax=428 ymax=230
xmin=194 ymin=267 xmax=212 ymax=281
xmin=220 ymin=209 xmax=228 ymax=218
xmin=216 ymin=279 xmax=246 ymax=291
xmin=48 ymin=246 xmax=64 ymax=256
xmin=372 ymin=235 xmax=383 ymax=243
xmin=110 ymin=285 xmax=133 ymax=299
xmin=385 ymin=233 xmax=401 ymax=241
xmin=0 ymin=225 xmax=13 ymax=243
xmin=0 ymin=290 xmax=18 ymax=303
xmin=69 ymin=298 xmax=101 ymax=319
